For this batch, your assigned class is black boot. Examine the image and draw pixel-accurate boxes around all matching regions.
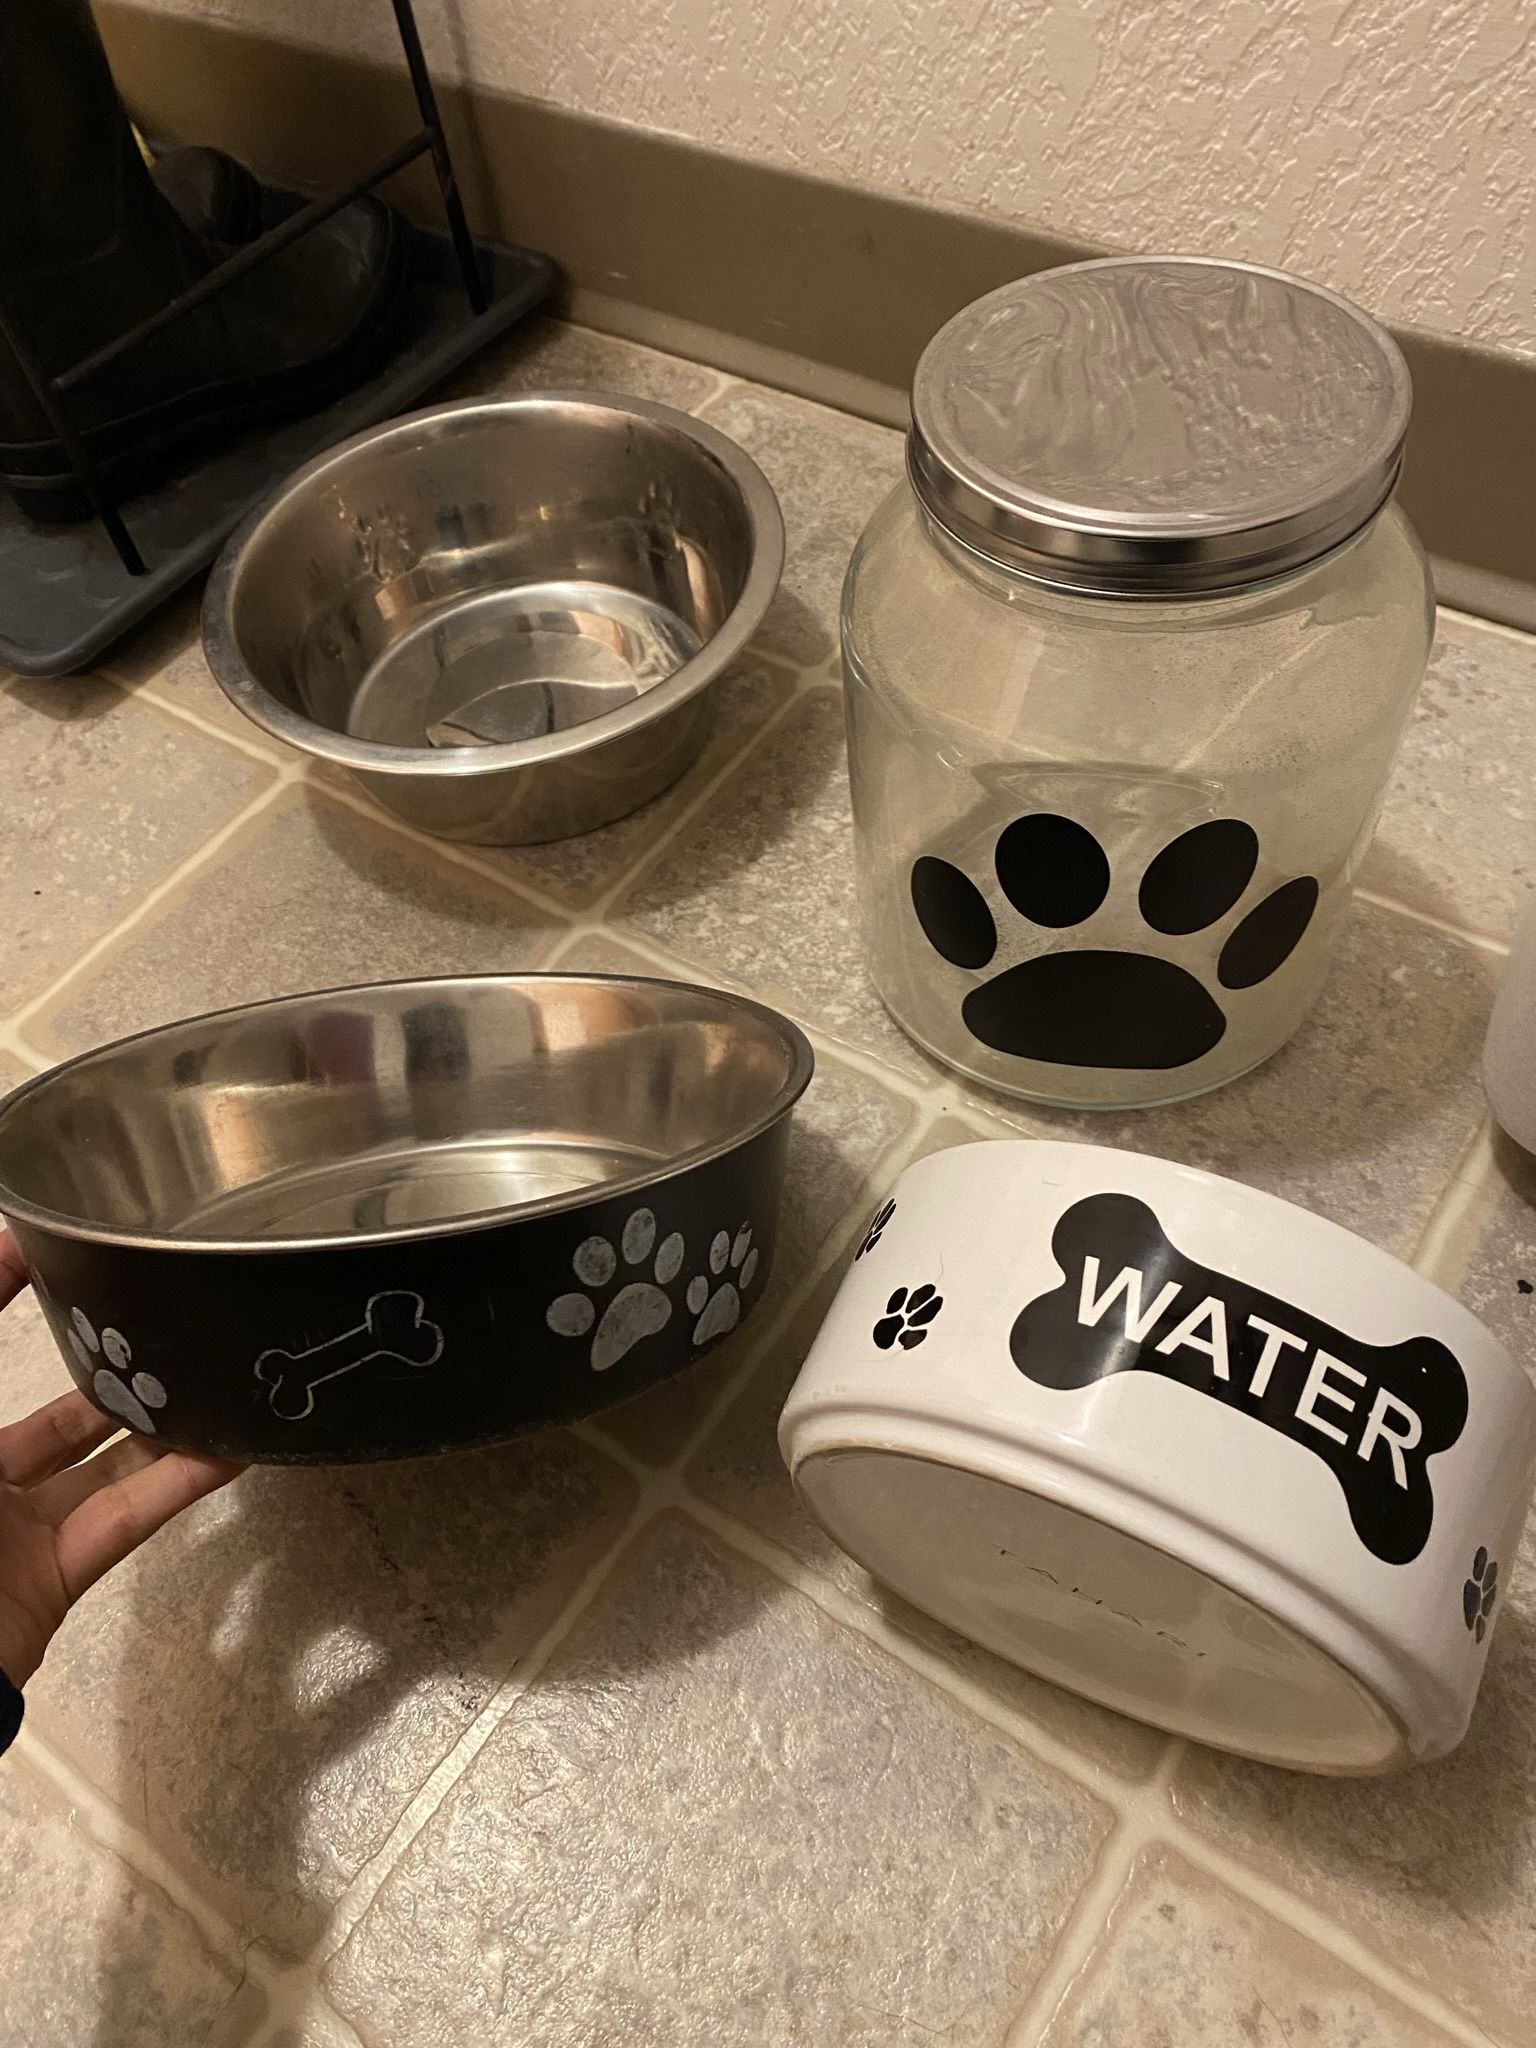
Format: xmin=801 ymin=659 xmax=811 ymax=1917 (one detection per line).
xmin=150 ymin=145 xmax=264 ymax=246
xmin=0 ymin=0 xmax=411 ymax=520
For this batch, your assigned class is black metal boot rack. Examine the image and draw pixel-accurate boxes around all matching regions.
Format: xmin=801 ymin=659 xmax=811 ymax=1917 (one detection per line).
xmin=0 ymin=0 xmax=556 ymax=676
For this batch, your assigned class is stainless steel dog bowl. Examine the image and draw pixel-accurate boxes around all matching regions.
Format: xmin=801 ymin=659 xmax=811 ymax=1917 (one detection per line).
xmin=0 ymin=975 xmax=812 ymax=1461
xmin=201 ymin=394 xmax=784 ymax=845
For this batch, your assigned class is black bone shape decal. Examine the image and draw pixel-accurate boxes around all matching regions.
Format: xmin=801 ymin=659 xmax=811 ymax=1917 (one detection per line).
xmin=1009 ymin=1193 xmax=1467 ymax=1564
xmin=255 ymin=1291 xmax=445 ymax=1421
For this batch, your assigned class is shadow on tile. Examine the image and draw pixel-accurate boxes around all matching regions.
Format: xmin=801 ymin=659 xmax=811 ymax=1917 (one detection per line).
xmin=297 ymin=782 xmax=560 ymax=936
xmin=0 ymin=1752 xmax=262 ymax=2048
xmin=325 ymin=1511 xmax=1113 ymax=2047
xmin=4 ymin=671 xmax=123 ymax=728
xmin=22 ymin=1399 xmax=640 ymax=1960
xmin=690 ymin=1266 xmax=1167 ymax=1784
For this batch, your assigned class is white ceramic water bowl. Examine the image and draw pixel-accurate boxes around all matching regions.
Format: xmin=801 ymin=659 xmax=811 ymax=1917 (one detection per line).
xmin=780 ymin=1140 xmax=1536 ymax=1773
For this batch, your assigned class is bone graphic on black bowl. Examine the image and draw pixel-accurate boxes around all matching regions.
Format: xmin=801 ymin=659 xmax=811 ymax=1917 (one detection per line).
xmin=1009 ymin=1192 xmax=1468 ymax=1564
xmin=255 ymin=1291 xmax=445 ymax=1420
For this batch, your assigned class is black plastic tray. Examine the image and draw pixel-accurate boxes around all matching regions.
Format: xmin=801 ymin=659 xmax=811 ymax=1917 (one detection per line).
xmin=0 ymin=226 xmax=556 ymax=676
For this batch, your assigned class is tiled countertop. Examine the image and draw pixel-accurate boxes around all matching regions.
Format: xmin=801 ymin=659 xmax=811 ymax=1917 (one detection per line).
xmin=1 ymin=319 xmax=1534 ymax=2048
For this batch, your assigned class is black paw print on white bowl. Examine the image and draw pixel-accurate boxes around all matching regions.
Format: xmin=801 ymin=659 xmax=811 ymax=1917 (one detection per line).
xmin=1464 ymin=1547 xmax=1499 ymax=1643
xmin=68 ymin=1308 xmax=167 ymax=1435
xmin=855 ymin=1199 xmax=895 ymax=1261
xmin=912 ymin=813 xmax=1319 ymax=1070
xmin=874 ymin=1284 xmax=944 ymax=1351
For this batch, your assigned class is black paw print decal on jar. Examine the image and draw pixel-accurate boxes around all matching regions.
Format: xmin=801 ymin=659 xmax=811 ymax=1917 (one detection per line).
xmin=913 ymin=812 xmax=1318 ymax=1070
xmin=856 ymin=1199 xmax=895 ymax=1261
xmin=874 ymin=1284 xmax=943 ymax=1351
xmin=1463 ymin=1547 xmax=1498 ymax=1643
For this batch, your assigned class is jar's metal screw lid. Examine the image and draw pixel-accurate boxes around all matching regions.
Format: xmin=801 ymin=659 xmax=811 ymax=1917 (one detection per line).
xmin=909 ymin=255 xmax=1413 ymax=596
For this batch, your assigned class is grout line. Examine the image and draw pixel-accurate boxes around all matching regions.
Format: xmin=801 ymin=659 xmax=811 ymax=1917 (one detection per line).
xmin=9 ymin=776 xmax=291 ymax=1048
xmin=693 ymin=370 xmax=900 ymax=443
xmin=679 ymin=1492 xmax=1139 ymax=1811
xmin=1144 ymin=1737 xmax=1186 ymax=1799
xmin=690 ymin=381 xmax=742 ymax=425
xmin=1354 ymin=885 xmax=1511 ymax=958
xmin=564 ymin=915 xmax=940 ymax=1111
xmin=572 ymin=1277 xmax=810 ymax=1485
xmin=573 ymin=1141 xmax=926 ymax=1486
xmin=580 ymin=655 xmax=815 ymax=924
xmin=1002 ymin=1813 xmax=1145 ymax=2047
xmin=1436 ymin=603 xmax=1536 ymax=652
xmin=244 ymin=1979 xmax=368 ymax=2048
xmin=282 ymin=640 xmax=815 ymax=935
xmin=944 ymin=1090 xmax=1042 ymax=1140
xmin=533 ymin=315 xmax=738 ymax=413
xmin=305 ymin=1476 xmax=665 ymax=1971
xmin=297 ymin=1117 xmax=944 ymax=1975
xmin=1411 ymin=1117 xmax=1500 ymax=1284
xmin=0 ymin=1025 xmax=46 ymax=1072
xmin=304 ymin=774 xmax=573 ymax=925
xmin=129 ymin=674 xmax=294 ymax=772
xmin=572 ymin=1097 xmax=944 ymax=1485
xmin=13 ymin=1723 xmax=287 ymax=1993
xmin=1160 ymin=1817 xmax=1513 ymax=2048
xmin=684 ymin=365 xmax=739 ymax=412
xmin=583 ymin=672 xmax=818 ymax=924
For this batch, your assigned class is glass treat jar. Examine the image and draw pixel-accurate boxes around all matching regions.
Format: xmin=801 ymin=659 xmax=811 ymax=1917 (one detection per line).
xmin=843 ymin=257 xmax=1434 ymax=1109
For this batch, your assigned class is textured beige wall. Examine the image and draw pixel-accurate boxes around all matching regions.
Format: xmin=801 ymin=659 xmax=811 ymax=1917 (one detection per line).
xmin=138 ymin=0 xmax=1535 ymax=356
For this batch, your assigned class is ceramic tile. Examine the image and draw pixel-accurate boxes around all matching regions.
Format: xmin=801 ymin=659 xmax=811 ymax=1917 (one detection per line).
xmin=689 ymin=1117 xmax=1165 ymax=1780
xmin=551 ymin=932 xmax=917 ymax=1465
xmin=1365 ymin=614 xmax=1536 ymax=943
xmin=1449 ymin=1132 xmax=1536 ymax=1365
xmin=619 ymin=687 xmax=938 ymax=1081
xmin=327 ymin=1513 xmax=1111 ymax=2046
xmin=97 ymin=592 xmax=277 ymax=750
xmin=1041 ymin=1849 xmax=1463 ymax=2048
xmin=6 ymin=324 xmax=1530 ymax=2047
xmin=978 ymin=902 xmax=1497 ymax=1258
xmin=1173 ymin=1496 xmax=1536 ymax=2043
xmin=263 ymin=2012 xmax=359 ymax=2048
xmin=28 ymin=786 xmax=559 ymax=1058
xmin=23 ymin=1406 xmax=638 ymax=1957
xmin=0 ymin=1046 xmax=42 ymax=1095
xmin=0 ymin=1753 xmax=262 ymax=2047
xmin=489 ymin=655 xmax=797 ymax=908
xmin=0 ymin=1284 xmax=79 ymax=1424
xmin=696 ymin=385 xmax=903 ymax=664
xmin=0 ymin=676 xmax=274 ymax=1013
xmin=447 ymin=317 xmax=723 ymax=411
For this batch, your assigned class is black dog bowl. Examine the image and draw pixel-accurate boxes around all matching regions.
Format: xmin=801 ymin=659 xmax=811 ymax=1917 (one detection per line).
xmin=0 ymin=975 xmax=812 ymax=1461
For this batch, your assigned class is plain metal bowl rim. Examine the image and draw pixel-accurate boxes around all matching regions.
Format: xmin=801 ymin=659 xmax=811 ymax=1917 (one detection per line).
xmin=200 ymin=392 xmax=786 ymax=778
xmin=0 ymin=973 xmax=815 ymax=1256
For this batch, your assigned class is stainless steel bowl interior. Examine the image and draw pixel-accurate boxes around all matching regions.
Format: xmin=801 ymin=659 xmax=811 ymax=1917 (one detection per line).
xmin=0 ymin=977 xmax=813 ymax=1251
xmin=203 ymin=395 xmax=783 ymax=776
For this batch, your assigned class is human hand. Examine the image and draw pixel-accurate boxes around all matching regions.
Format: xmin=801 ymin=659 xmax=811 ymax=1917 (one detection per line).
xmin=0 ymin=1232 xmax=242 ymax=1687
